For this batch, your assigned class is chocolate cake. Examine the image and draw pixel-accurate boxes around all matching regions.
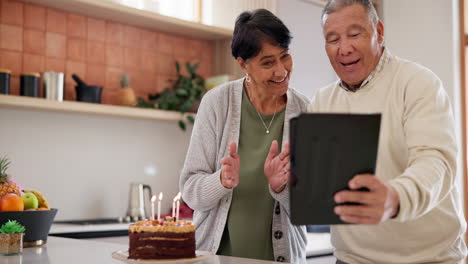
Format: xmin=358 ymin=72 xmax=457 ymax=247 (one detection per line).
xmin=128 ymin=219 xmax=196 ymax=260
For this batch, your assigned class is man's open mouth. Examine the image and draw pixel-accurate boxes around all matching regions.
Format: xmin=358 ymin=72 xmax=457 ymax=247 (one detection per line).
xmin=341 ymin=59 xmax=360 ymax=66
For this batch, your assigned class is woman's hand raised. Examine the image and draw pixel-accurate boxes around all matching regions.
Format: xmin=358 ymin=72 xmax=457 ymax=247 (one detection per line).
xmin=220 ymin=142 xmax=240 ymax=188
xmin=264 ymin=140 xmax=290 ymax=193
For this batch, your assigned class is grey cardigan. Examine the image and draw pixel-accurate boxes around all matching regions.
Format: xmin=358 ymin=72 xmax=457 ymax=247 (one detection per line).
xmin=179 ymin=78 xmax=309 ymax=264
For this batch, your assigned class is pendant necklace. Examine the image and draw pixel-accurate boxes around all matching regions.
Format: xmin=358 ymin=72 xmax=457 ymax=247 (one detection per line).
xmin=254 ymin=96 xmax=278 ymax=134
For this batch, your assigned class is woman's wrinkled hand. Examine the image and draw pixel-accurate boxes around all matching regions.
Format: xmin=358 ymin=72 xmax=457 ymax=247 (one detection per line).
xmin=264 ymin=140 xmax=290 ymax=193
xmin=220 ymin=142 xmax=240 ymax=189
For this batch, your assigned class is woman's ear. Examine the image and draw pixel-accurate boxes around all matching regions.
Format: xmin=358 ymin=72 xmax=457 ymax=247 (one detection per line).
xmin=237 ymin=57 xmax=247 ymax=73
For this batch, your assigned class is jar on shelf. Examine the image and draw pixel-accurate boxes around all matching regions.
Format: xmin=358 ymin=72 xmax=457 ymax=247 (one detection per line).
xmin=20 ymin=72 xmax=40 ymax=97
xmin=0 ymin=69 xmax=11 ymax=95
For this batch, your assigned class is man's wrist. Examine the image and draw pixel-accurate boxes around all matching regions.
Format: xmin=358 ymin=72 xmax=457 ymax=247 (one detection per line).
xmin=389 ymin=186 xmax=400 ymax=218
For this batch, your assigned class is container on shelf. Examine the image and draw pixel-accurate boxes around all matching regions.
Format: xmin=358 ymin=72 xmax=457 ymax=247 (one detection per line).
xmin=20 ymin=72 xmax=40 ymax=98
xmin=0 ymin=69 xmax=11 ymax=95
xmin=43 ymin=72 xmax=64 ymax=101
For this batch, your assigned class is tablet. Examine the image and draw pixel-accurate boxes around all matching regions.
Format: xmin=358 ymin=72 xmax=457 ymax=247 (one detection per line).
xmin=289 ymin=113 xmax=381 ymax=225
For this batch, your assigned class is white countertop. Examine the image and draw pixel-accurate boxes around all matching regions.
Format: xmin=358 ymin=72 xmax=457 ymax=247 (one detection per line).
xmin=49 ymin=223 xmax=333 ymax=257
xmin=0 ymin=237 xmax=292 ymax=264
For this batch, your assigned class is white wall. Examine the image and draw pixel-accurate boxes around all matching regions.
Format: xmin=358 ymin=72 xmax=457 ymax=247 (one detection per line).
xmin=0 ymin=109 xmax=191 ymax=220
xmin=277 ymin=0 xmax=336 ymax=98
xmin=383 ymin=0 xmax=464 ymax=203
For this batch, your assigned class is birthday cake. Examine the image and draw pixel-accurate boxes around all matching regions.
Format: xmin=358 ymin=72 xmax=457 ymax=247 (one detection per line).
xmin=128 ymin=218 xmax=196 ymax=260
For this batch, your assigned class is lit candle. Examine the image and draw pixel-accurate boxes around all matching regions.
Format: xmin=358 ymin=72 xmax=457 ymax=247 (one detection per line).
xmin=157 ymin=192 xmax=163 ymax=221
xmin=150 ymin=195 xmax=157 ymax=221
xmin=172 ymin=195 xmax=176 ymax=219
xmin=175 ymin=192 xmax=181 ymax=221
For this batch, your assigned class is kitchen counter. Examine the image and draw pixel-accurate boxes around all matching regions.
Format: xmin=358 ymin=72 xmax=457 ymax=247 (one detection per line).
xmin=49 ymin=222 xmax=334 ymax=257
xmin=0 ymin=237 xmax=296 ymax=264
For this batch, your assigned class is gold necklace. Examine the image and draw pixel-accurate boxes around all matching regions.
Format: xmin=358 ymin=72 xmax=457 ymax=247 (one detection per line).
xmin=254 ymin=96 xmax=278 ymax=134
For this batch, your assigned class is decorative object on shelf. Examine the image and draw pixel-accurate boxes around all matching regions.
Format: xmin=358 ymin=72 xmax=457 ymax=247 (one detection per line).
xmin=137 ymin=62 xmax=206 ymax=131
xmin=72 ymin=74 xmax=103 ymax=104
xmin=0 ymin=69 xmax=11 ymax=95
xmin=0 ymin=220 xmax=25 ymax=255
xmin=43 ymin=72 xmax=64 ymax=102
xmin=20 ymin=73 xmax=40 ymax=98
xmin=118 ymin=74 xmax=137 ymax=106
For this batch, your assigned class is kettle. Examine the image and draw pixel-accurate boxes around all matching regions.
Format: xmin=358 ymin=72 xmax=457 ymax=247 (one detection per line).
xmin=126 ymin=183 xmax=153 ymax=221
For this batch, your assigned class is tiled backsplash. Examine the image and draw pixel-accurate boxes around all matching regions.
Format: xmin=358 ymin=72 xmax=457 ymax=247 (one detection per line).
xmin=0 ymin=0 xmax=214 ymax=104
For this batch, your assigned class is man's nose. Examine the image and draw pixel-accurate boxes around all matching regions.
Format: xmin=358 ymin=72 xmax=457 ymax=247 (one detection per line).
xmin=338 ymin=38 xmax=354 ymax=56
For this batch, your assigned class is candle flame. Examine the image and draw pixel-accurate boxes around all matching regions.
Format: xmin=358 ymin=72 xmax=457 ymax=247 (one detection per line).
xmin=151 ymin=195 xmax=157 ymax=203
xmin=158 ymin=192 xmax=163 ymax=200
xmin=173 ymin=192 xmax=182 ymax=202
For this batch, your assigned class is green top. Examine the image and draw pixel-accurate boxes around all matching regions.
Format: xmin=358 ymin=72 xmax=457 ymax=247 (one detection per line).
xmin=217 ymin=87 xmax=285 ymax=261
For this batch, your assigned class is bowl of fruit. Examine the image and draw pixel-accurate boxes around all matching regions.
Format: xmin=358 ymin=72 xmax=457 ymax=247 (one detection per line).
xmin=0 ymin=157 xmax=57 ymax=247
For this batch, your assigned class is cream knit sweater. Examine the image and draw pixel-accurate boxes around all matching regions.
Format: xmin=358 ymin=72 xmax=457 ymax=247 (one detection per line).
xmin=308 ymin=52 xmax=467 ymax=263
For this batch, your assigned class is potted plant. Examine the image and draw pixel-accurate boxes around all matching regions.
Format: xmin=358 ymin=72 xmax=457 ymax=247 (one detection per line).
xmin=0 ymin=220 xmax=25 ymax=255
xmin=137 ymin=61 xmax=206 ymax=131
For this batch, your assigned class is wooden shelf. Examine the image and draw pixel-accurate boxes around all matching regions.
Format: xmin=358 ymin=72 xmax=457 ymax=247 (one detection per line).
xmin=21 ymin=0 xmax=233 ymax=40
xmin=0 ymin=94 xmax=194 ymax=122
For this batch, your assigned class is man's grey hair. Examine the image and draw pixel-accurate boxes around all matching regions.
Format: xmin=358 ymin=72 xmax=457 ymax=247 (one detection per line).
xmin=321 ymin=0 xmax=379 ymax=27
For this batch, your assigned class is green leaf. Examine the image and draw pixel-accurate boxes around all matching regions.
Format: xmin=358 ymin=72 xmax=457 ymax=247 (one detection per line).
xmin=178 ymin=120 xmax=186 ymax=131
xmin=136 ymin=97 xmax=154 ymax=108
xmin=176 ymin=88 xmax=188 ymax=96
xmin=0 ymin=220 xmax=25 ymax=234
xmin=191 ymin=62 xmax=200 ymax=72
xmin=186 ymin=115 xmax=195 ymax=124
xmin=137 ymin=59 xmax=205 ymax=131
xmin=181 ymin=100 xmax=193 ymax=112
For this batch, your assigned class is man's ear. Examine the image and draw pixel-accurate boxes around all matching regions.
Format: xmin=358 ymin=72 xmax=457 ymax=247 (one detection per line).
xmin=376 ymin=21 xmax=384 ymax=44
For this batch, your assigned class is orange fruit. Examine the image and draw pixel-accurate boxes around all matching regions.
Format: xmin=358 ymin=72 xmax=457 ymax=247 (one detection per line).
xmin=0 ymin=193 xmax=24 ymax=211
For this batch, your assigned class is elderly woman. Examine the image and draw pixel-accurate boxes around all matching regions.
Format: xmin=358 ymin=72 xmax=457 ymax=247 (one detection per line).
xmin=179 ymin=9 xmax=308 ymax=263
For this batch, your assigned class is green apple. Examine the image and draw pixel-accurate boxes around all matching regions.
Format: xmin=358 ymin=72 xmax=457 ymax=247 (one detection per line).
xmin=21 ymin=193 xmax=39 ymax=210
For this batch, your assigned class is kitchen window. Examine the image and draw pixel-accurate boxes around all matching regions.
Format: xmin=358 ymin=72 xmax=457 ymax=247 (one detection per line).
xmin=113 ymin=0 xmax=202 ymax=22
xmin=112 ymin=0 xmax=278 ymax=30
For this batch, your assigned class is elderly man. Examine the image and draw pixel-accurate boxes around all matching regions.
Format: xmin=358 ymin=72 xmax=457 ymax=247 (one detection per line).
xmin=308 ymin=0 xmax=467 ymax=263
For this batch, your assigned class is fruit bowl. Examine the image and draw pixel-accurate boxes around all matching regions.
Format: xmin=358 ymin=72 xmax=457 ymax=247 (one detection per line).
xmin=0 ymin=209 xmax=57 ymax=247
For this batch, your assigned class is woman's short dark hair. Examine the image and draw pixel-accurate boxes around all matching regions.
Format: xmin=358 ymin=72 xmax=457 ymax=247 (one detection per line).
xmin=231 ymin=9 xmax=292 ymax=60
